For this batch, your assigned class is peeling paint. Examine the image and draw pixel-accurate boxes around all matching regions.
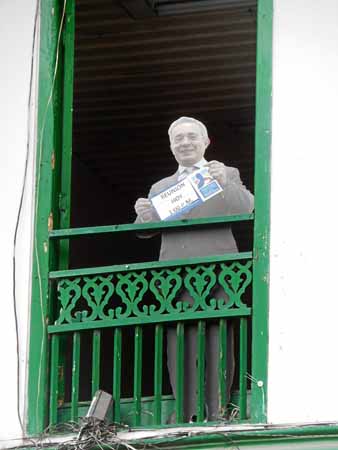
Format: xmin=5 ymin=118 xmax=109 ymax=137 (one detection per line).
xmin=48 ymin=212 xmax=53 ymax=231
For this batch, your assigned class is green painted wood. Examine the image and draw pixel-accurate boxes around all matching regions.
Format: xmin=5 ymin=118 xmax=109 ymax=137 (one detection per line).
xmin=49 ymin=334 xmax=60 ymax=425
xmin=251 ymin=0 xmax=273 ymax=423
xmin=71 ymin=332 xmax=80 ymax=421
xmin=57 ymin=390 xmax=251 ymax=430
xmin=113 ymin=328 xmax=122 ymax=423
xmin=27 ymin=0 xmax=65 ymax=435
xmin=175 ymin=322 xmax=184 ymax=423
xmin=56 ymin=336 xmax=67 ymax=414
xmin=218 ymin=318 xmax=227 ymax=416
xmin=49 ymin=214 xmax=254 ymax=238
xmin=154 ymin=324 xmax=163 ymax=425
xmin=57 ymin=395 xmax=177 ymax=429
xmin=58 ymin=0 xmax=75 ymax=270
xmin=48 ymin=307 xmax=251 ymax=333
xmin=239 ymin=318 xmax=248 ymax=420
xmin=52 ymin=0 xmax=75 ymax=419
xmin=197 ymin=321 xmax=206 ymax=422
xmin=133 ymin=326 xmax=143 ymax=426
xmin=91 ymin=330 xmax=101 ymax=396
xmin=52 ymin=259 xmax=252 ymax=329
xmin=49 ymin=252 xmax=253 ymax=279
xmin=30 ymin=0 xmax=272 ymax=433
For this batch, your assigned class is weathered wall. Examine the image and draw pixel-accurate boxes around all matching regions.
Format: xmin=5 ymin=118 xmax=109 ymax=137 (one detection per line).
xmin=0 ymin=0 xmax=38 ymax=444
xmin=268 ymin=0 xmax=338 ymax=423
xmin=2 ymin=0 xmax=338 ymax=443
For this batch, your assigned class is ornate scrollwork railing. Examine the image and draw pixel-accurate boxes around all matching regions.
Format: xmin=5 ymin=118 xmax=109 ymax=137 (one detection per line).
xmin=49 ymin=254 xmax=252 ymax=331
xmin=47 ymin=216 xmax=254 ymax=426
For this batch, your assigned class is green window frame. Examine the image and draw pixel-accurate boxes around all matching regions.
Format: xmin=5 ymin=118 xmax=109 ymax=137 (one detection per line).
xmin=27 ymin=0 xmax=272 ymax=435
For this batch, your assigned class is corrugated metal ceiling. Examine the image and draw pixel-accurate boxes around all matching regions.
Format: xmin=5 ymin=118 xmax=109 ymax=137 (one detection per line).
xmin=72 ymin=0 xmax=257 ymax=197
xmin=153 ymin=0 xmax=256 ymax=15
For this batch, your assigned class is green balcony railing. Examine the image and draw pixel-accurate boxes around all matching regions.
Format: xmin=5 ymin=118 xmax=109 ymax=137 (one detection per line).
xmin=47 ymin=215 xmax=254 ymax=427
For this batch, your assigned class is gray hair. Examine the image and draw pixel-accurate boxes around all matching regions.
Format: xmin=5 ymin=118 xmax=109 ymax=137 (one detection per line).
xmin=168 ymin=116 xmax=209 ymax=144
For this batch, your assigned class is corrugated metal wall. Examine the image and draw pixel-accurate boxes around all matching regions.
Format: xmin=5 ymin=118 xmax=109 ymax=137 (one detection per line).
xmin=72 ymin=0 xmax=256 ymax=224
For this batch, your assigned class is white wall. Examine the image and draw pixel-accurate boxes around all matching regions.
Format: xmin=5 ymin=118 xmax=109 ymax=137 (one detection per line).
xmin=268 ymin=0 xmax=338 ymax=423
xmin=0 ymin=0 xmax=38 ymax=444
xmin=2 ymin=0 xmax=338 ymax=441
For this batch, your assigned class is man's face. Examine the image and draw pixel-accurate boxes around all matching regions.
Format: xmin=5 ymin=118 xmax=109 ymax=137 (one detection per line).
xmin=170 ymin=122 xmax=208 ymax=167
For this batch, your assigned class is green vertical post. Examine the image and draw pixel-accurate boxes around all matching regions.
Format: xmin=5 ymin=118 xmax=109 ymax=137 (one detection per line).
xmin=175 ymin=322 xmax=184 ymax=423
xmin=113 ymin=328 xmax=122 ymax=423
xmin=57 ymin=0 xmax=75 ymax=412
xmin=239 ymin=318 xmax=248 ymax=420
xmin=71 ymin=332 xmax=81 ymax=422
xmin=59 ymin=0 xmax=75 ymax=269
xmin=91 ymin=330 xmax=101 ymax=396
xmin=28 ymin=0 xmax=76 ymax=433
xmin=56 ymin=337 xmax=67 ymax=412
xmin=27 ymin=0 xmax=66 ymax=434
xmin=251 ymin=0 xmax=273 ymax=423
xmin=218 ymin=319 xmax=228 ymax=417
xmin=133 ymin=326 xmax=143 ymax=426
xmin=154 ymin=324 xmax=163 ymax=425
xmin=197 ymin=321 xmax=206 ymax=422
xmin=49 ymin=334 xmax=60 ymax=426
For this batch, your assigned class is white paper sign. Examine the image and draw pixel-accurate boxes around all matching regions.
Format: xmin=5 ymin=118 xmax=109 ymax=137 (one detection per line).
xmin=150 ymin=178 xmax=200 ymax=220
xmin=150 ymin=167 xmax=223 ymax=221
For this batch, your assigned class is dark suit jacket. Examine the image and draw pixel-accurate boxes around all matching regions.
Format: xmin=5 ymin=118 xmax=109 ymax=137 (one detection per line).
xmin=136 ymin=166 xmax=254 ymax=261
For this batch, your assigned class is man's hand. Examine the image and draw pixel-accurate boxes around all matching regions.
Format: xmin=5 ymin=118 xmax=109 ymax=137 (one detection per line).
xmin=207 ymin=160 xmax=227 ymax=187
xmin=134 ymin=198 xmax=154 ymax=223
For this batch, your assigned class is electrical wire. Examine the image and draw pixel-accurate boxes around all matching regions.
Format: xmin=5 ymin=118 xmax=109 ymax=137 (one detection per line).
xmin=13 ymin=0 xmax=40 ymax=434
xmin=5 ymin=417 xmax=338 ymax=450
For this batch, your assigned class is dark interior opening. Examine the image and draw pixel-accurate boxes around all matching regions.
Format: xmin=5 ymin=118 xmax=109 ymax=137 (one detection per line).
xmin=66 ymin=0 xmax=257 ymax=406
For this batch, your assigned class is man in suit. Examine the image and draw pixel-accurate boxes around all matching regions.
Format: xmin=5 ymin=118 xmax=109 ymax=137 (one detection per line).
xmin=134 ymin=117 xmax=254 ymax=422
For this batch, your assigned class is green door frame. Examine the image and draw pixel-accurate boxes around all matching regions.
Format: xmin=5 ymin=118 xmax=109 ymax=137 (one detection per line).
xmin=27 ymin=0 xmax=75 ymax=434
xmin=251 ymin=0 xmax=272 ymax=422
xmin=27 ymin=0 xmax=272 ymax=435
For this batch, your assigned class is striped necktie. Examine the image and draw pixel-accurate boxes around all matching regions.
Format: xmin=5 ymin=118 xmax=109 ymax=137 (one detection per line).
xmin=178 ymin=165 xmax=197 ymax=181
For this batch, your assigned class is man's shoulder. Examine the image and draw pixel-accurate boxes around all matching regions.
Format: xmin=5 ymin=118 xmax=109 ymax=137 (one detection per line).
xmin=225 ymin=165 xmax=239 ymax=174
